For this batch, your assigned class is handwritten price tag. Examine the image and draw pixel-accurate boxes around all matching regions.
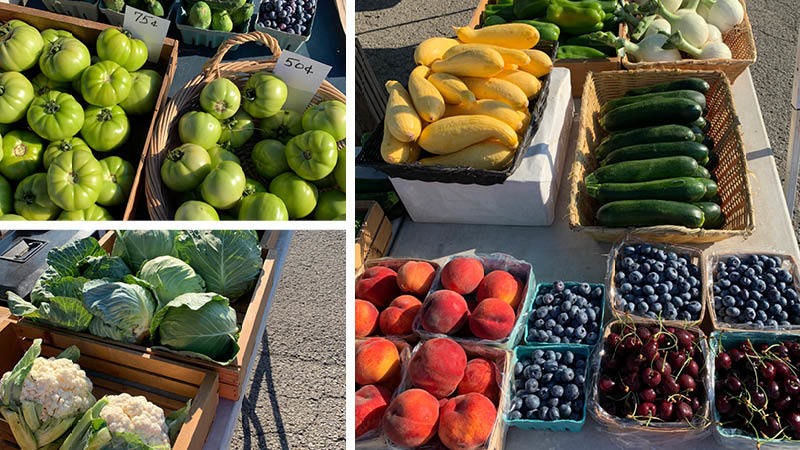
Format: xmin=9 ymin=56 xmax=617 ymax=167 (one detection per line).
xmin=123 ymin=6 xmax=170 ymax=63
xmin=273 ymin=51 xmax=332 ymax=112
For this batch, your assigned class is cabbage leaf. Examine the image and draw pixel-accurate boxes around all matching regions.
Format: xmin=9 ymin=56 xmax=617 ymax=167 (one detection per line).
xmin=137 ymin=256 xmax=206 ymax=307
xmin=82 ymin=280 xmax=157 ymax=344
xmin=111 ymin=230 xmax=179 ymax=273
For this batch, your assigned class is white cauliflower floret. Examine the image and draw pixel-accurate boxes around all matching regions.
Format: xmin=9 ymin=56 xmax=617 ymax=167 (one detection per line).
xmin=99 ymin=393 xmax=170 ymax=447
xmin=20 ymin=356 xmax=94 ymax=422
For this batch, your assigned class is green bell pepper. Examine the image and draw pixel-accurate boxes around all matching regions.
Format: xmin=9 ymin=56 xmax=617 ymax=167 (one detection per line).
xmin=563 ymin=31 xmax=617 ymax=56
xmin=512 ymin=0 xmax=550 ymax=19
xmin=484 ymin=4 xmax=516 ymax=20
xmin=484 ymin=15 xmax=507 ymax=26
xmin=514 ymin=19 xmax=561 ymax=41
xmin=546 ymin=0 xmax=604 ymax=35
xmin=557 ymin=45 xmax=607 ymax=59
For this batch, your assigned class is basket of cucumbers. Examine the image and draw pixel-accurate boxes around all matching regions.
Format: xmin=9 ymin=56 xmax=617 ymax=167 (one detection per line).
xmin=568 ymin=69 xmax=754 ymax=244
xmin=175 ymin=0 xmax=255 ymax=48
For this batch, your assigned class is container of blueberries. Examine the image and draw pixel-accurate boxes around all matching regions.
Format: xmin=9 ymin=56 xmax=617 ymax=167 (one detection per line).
xmin=253 ymin=0 xmax=316 ymax=51
xmin=607 ymin=239 xmax=707 ymax=327
xmin=524 ymin=281 xmax=605 ymax=348
xmin=505 ymin=345 xmax=590 ymax=432
xmin=707 ymin=252 xmax=800 ymax=332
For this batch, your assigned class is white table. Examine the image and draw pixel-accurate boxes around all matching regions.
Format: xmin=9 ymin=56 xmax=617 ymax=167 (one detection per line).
xmin=385 ymin=69 xmax=800 ymax=449
xmin=203 ymin=231 xmax=294 ymax=450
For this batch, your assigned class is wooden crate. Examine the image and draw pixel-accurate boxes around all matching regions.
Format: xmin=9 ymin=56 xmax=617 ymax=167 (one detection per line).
xmin=0 ymin=319 xmax=218 ymax=450
xmin=355 ymin=201 xmax=392 ymax=275
xmin=467 ymin=0 xmax=623 ymax=97
xmin=9 ymin=231 xmax=282 ymax=401
xmin=0 ymin=3 xmax=179 ymax=220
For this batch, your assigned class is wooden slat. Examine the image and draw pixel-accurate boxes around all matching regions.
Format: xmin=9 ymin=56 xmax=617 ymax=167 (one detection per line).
xmin=90 ymin=376 xmax=188 ymax=412
xmin=367 ymin=216 xmax=392 ymax=261
xmin=173 ymin=372 xmax=219 ymax=450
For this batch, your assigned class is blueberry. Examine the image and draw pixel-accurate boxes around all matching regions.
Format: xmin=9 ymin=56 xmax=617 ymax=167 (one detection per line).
xmin=559 ymin=404 xmax=572 ymax=417
xmin=545 ymin=350 xmax=556 ymax=360
xmin=546 ymin=397 xmax=560 ymax=408
xmin=726 ymin=306 xmax=741 ymax=317
xmin=559 ymin=368 xmax=575 ymax=383
xmin=636 ymin=302 xmax=649 ymax=314
xmin=554 ymin=281 xmax=565 ymax=292
xmin=515 ymin=361 xmax=524 ymax=375
xmin=547 ymin=407 xmax=561 ymax=421
xmin=564 ymin=383 xmax=580 ymax=401
xmin=722 ymin=295 xmax=736 ymax=307
xmin=525 ymin=395 xmax=540 ymax=410
xmin=539 ymin=406 xmax=549 ymax=420
xmin=562 ymin=351 xmax=574 ymax=365
xmin=509 ymin=411 xmax=522 ymax=420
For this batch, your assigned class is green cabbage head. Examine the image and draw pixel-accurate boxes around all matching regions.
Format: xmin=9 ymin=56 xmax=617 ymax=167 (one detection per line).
xmin=82 ymin=278 xmax=157 ymax=344
xmin=137 ymin=256 xmax=206 ymax=307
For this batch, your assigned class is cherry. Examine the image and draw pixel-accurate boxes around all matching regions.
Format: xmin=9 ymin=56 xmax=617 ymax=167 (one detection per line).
xmin=599 ymin=376 xmax=616 ymax=393
xmin=766 ymin=380 xmax=782 ymax=400
xmin=642 ymin=368 xmax=662 ymax=388
xmin=607 ymin=332 xmax=621 ymax=348
xmin=662 ymin=376 xmax=680 ymax=395
xmin=789 ymin=412 xmax=800 ymax=432
xmin=642 ymin=341 xmax=659 ymax=361
xmin=729 ymin=348 xmax=745 ymax=363
xmin=622 ymin=335 xmax=642 ymax=351
xmin=774 ymin=360 xmax=791 ymax=379
xmin=785 ymin=375 xmax=800 ymax=395
xmin=637 ymin=327 xmax=652 ymax=342
xmin=751 ymin=390 xmax=767 ymax=408
xmin=674 ymin=402 xmax=693 ymax=421
xmin=640 ymin=388 xmax=657 ymax=403
xmin=689 ymin=396 xmax=701 ymax=412
xmin=716 ymin=396 xmax=733 ymax=415
xmin=626 ymin=353 xmax=646 ymax=372
xmin=668 ymin=351 xmax=687 ymax=369
xmin=654 ymin=357 xmax=672 ymax=377
xmin=678 ymin=374 xmax=696 ymax=392
xmin=725 ymin=375 xmax=742 ymax=392
xmin=685 ymin=360 xmax=700 ymax=378
xmin=775 ymin=345 xmax=789 ymax=358
xmin=603 ymin=357 xmax=619 ymax=370
xmin=675 ymin=329 xmax=695 ymax=349
xmin=716 ymin=352 xmax=732 ymax=370
xmin=774 ymin=394 xmax=792 ymax=411
xmin=658 ymin=400 xmax=674 ymax=420
xmin=764 ymin=416 xmax=782 ymax=436
xmin=637 ymin=402 xmax=656 ymax=417
xmin=760 ymin=362 xmax=776 ymax=381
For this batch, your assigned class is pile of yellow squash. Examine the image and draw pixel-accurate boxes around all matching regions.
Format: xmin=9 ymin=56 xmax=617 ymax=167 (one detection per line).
xmin=381 ymin=23 xmax=553 ymax=170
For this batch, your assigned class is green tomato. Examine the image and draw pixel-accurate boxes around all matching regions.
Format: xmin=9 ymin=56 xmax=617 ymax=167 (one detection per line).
xmin=199 ymin=78 xmax=241 ymax=120
xmin=0 ymin=24 xmax=43 ymax=72
xmin=119 ymin=69 xmax=163 ymax=115
xmin=0 ymin=130 xmax=43 ymax=181
xmin=175 ymin=200 xmax=219 ymax=220
xmin=313 ymin=172 xmax=337 ymax=189
xmin=95 ymin=28 xmax=148 ymax=72
xmin=80 ymin=61 xmax=132 ymax=107
xmin=43 ymin=137 xmax=92 ymax=170
xmin=58 ymin=203 xmax=112 ymax=220
xmin=161 ymin=143 xmax=212 ymax=192
xmin=237 ymin=192 xmax=288 ymax=220
xmin=81 ymin=105 xmax=130 ymax=152
xmin=207 ymin=144 xmax=241 ymax=168
xmin=269 ymin=172 xmax=318 ymax=219
xmin=0 ymin=174 xmax=11 ymax=215
xmin=27 ymin=91 xmax=85 ymax=141
xmin=97 ymin=156 xmax=134 ymax=207
xmin=241 ymin=72 xmax=287 ymax=119
xmin=0 ymin=71 xmax=34 ymax=124
xmin=40 ymin=28 xmax=73 ymax=45
xmin=0 ymin=213 xmax=25 ymax=220
xmin=285 ymin=130 xmax=338 ymax=181
xmin=31 ymin=72 xmax=71 ymax=97
xmin=251 ymin=139 xmax=288 ymax=179
xmin=39 ymin=37 xmax=91 ymax=82
xmin=179 ymin=111 xmax=221 ymax=149
xmin=47 ymin=150 xmax=104 ymax=211
xmin=260 ymin=109 xmax=303 ymax=144
xmin=218 ymin=110 xmax=254 ymax=148
xmin=231 ymin=177 xmax=266 ymax=216
xmin=334 ymin=147 xmax=346 ymax=192
xmin=302 ymin=100 xmax=345 ymax=141
xmin=315 ymin=190 xmax=345 ymax=220
xmin=14 ymin=173 xmax=60 ymax=220
xmin=200 ymin=160 xmax=245 ymax=210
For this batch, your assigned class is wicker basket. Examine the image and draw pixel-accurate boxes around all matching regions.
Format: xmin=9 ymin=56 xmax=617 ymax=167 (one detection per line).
xmin=145 ymin=31 xmax=345 ymax=220
xmin=568 ymin=69 xmax=755 ymax=243
xmin=621 ymin=0 xmax=756 ymax=82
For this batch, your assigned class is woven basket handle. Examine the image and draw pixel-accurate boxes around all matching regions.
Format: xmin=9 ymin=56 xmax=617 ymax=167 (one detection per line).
xmin=202 ymin=31 xmax=283 ymax=80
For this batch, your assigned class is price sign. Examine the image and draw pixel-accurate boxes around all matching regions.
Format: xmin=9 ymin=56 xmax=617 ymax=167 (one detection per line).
xmin=123 ymin=6 xmax=170 ymax=63
xmin=273 ymin=51 xmax=332 ymax=112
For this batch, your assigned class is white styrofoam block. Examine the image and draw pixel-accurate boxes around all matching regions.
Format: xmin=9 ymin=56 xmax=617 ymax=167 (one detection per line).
xmin=390 ymin=67 xmax=574 ymax=226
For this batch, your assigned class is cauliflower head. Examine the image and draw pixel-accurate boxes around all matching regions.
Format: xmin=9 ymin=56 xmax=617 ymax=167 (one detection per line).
xmin=20 ymin=356 xmax=94 ymax=422
xmin=99 ymin=394 xmax=169 ymax=447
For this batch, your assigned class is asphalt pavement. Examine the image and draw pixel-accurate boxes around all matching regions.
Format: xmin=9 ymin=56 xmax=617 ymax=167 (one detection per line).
xmin=231 ymin=230 xmax=345 ymax=449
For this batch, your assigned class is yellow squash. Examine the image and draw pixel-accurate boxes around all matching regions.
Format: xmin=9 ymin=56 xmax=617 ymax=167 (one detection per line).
xmin=408 ymin=65 xmax=445 ymax=122
xmin=442 ymin=43 xmax=530 ymax=66
xmin=381 ymin=120 xmax=421 ymax=164
xmin=384 ymin=80 xmax=422 ymax=142
xmin=428 ymin=73 xmax=476 ymax=104
xmin=462 ymin=77 xmax=529 ymax=109
xmin=418 ymin=115 xmax=518 ymax=155
xmin=444 ymin=99 xmax=525 ymax=131
xmin=419 ymin=140 xmax=515 ymax=170
xmin=454 ymin=23 xmax=540 ymax=49
xmin=494 ymin=69 xmax=542 ymax=98
xmin=414 ymin=37 xmax=459 ymax=65
xmin=430 ymin=47 xmax=504 ymax=78
xmin=518 ymin=49 xmax=553 ymax=78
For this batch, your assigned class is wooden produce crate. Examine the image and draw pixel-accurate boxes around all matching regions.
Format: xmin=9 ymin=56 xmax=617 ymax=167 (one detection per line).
xmin=568 ymin=69 xmax=755 ymax=243
xmin=468 ymin=0 xmax=623 ymax=97
xmin=0 ymin=3 xmax=179 ymax=221
xmin=0 ymin=319 xmax=218 ymax=450
xmin=356 ymin=201 xmax=392 ymax=276
xmin=9 ymin=231 xmax=282 ymax=401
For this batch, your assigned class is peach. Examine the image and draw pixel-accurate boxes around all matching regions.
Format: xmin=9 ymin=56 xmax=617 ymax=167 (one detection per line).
xmin=380 ymin=295 xmax=422 ymax=335
xmin=409 ymin=337 xmax=467 ymax=398
xmin=356 ymin=266 xmax=401 ymax=309
xmin=438 ymin=393 xmax=497 ymax=450
xmin=457 ymin=358 xmax=499 ymax=403
xmin=441 ymin=257 xmax=484 ymax=295
xmin=477 ymin=270 xmax=523 ymax=309
xmin=383 ymin=388 xmax=440 ymax=447
xmin=356 ymin=337 xmax=401 ymax=387
xmin=355 ymin=384 xmax=392 ymax=438
xmin=468 ymin=298 xmax=515 ymax=340
xmin=397 ymin=261 xmax=436 ymax=296
xmin=355 ymin=299 xmax=379 ymax=338
xmin=421 ymin=290 xmax=469 ymax=335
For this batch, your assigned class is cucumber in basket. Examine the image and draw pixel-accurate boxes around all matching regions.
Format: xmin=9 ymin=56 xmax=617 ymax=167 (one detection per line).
xmin=694 ymin=201 xmax=725 ymax=229
xmin=594 ymin=124 xmax=697 ymax=160
xmin=585 ymin=156 xmax=698 ymax=185
xmin=597 ymin=200 xmax=705 ymax=228
xmin=600 ymin=98 xmax=703 ymax=132
xmin=586 ymin=177 xmax=708 ymax=203
xmin=694 ymin=165 xmax=712 ymax=178
xmin=699 ymin=178 xmax=718 ymax=200
xmin=625 ymin=78 xmax=710 ymax=96
xmin=600 ymin=90 xmax=707 ymax=116
xmin=601 ymin=141 xmax=709 ymax=166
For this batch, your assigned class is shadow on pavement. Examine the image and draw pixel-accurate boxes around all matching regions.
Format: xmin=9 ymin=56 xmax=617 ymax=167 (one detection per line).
xmin=362 ymin=45 xmax=416 ymax=85
xmin=240 ymin=333 xmax=289 ymax=450
xmin=356 ymin=0 xmax=403 ymax=12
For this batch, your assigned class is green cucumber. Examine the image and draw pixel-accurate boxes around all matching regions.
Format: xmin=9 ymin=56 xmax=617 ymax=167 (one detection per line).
xmin=625 ymin=78 xmax=710 ymax=96
xmin=691 ymin=116 xmax=710 ymax=132
xmin=595 ymin=125 xmax=696 ymax=160
xmin=688 ymin=126 xmax=704 ymax=143
xmin=601 ymin=141 xmax=709 ymax=166
xmin=600 ymin=90 xmax=707 ymax=116
xmin=694 ymin=165 xmax=711 ymax=178
xmin=702 ymin=134 xmax=715 ymax=151
xmin=586 ymin=177 xmax=708 ymax=203
xmin=694 ymin=202 xmax=724 ymax=229
xmin=585 ymin=156 xmax=698 ymax=184
xmin=600 ymin=98 xmax=703 ymax=132
xmin=699 ymin=178 xmax=718 ymax=200
xmin=596 ymin=200 xmax=705 ymax=228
